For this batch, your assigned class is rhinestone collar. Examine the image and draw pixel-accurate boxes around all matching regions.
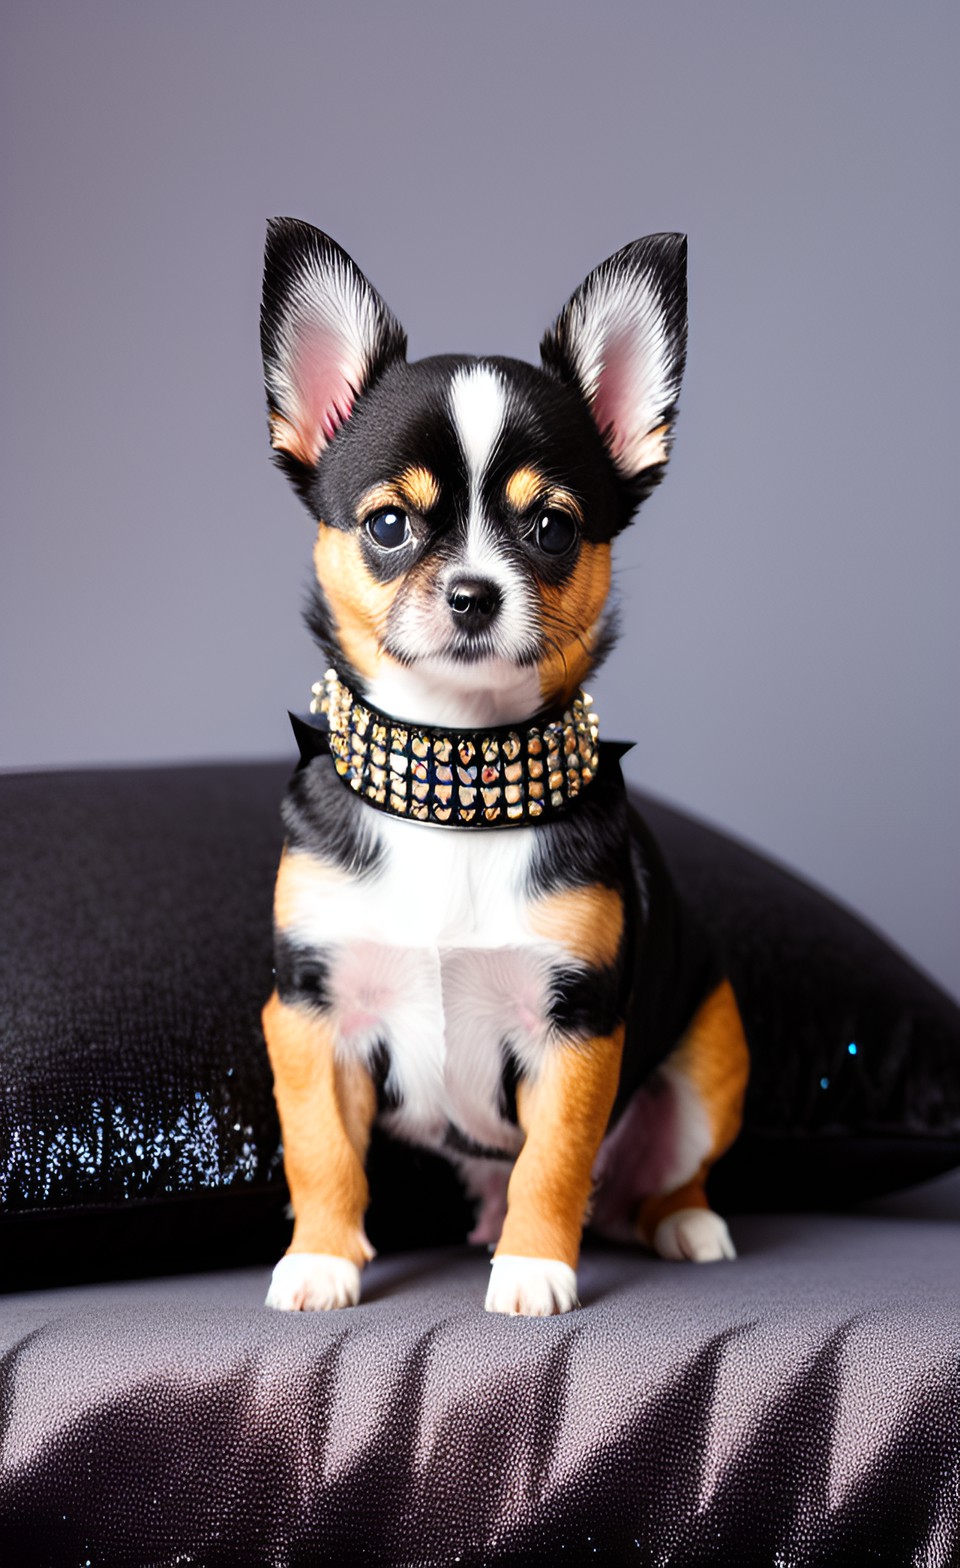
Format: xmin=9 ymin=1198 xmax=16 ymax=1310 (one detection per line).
xmin=307 ymin=668 xmax=601 ymax=828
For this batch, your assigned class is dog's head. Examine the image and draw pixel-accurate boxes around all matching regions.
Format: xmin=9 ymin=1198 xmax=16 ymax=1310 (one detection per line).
xmin=261 ymin=218 xmax=686 ymax=725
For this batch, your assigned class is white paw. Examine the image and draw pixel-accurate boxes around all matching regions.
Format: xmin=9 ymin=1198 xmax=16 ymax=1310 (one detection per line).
xmin=653 ymin=1207 xmax=736 ymax=1262
xmin=485 ymin=1255 xmax=579 ymax=1317
xmin=265 ymin=1252 xmax=362 ymax=1311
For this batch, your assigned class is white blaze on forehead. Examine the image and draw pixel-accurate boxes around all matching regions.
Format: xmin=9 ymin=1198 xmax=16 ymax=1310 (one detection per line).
xmin=405 ymin=361 xmax=541 ymax=702
xmin=448 ymin=365 xmax=507 ymax=487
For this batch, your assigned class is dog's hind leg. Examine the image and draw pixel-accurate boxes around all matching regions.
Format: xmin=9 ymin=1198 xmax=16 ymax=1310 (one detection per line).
xmin=591 ymin=978 xmax=749 ymax=1261
xmin=636 ymin=978 xmax=749 ymax=1262
xmin=637 ymin=1166 xmax=736 ymax=1261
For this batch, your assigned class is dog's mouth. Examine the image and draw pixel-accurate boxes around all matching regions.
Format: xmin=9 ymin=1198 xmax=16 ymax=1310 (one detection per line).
xmin=383 ymin=630 xmax=543 ymax=671
xmin=444 ymin=630 xmax=542 ymax=667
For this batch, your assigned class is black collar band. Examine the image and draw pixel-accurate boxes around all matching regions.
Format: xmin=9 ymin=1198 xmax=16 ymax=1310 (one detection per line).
xmin=299 ymin=668 xmax=602 ymax=829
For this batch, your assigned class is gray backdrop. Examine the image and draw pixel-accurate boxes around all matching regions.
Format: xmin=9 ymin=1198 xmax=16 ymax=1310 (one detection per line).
xmin=2 ymin=1 xmax=958 ymax=1000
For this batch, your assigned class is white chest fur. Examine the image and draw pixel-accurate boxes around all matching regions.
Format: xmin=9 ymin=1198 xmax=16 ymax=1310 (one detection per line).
xmin=280 ymin=816 xmax=561 ymax=1155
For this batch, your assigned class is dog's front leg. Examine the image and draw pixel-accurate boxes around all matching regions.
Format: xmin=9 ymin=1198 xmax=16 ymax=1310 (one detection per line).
xmin=486 ymin=1025 xmax=624 ymax=1316
xmin=262 ymin=990 xmax=376 ymax=1311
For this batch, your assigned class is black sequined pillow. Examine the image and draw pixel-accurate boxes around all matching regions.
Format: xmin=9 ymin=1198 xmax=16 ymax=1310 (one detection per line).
xmin=1 ymin=763 xmax=958 ymax=1288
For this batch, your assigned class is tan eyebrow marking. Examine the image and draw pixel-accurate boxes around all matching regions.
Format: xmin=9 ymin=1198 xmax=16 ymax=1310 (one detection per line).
xmin=505 ymin=466 xmax=546 ymax=512
xmin=355 ymin=482 xmax=404 ymax=521
xmin=355 ymin=467 xmax=440 ymax=522
xmin=504 ymin=466 xmax=584 ymax=524
xmin=398 ymin=465 xmax=440 ymax=513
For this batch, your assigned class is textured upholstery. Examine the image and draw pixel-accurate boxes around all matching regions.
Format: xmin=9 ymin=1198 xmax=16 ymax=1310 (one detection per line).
xmin=1 ymin=1188 xmax=958 ymax=1565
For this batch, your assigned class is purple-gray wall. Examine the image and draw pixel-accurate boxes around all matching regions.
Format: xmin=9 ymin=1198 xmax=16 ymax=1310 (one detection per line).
xmin=2 ymin=2 xmax=958 ymax=1000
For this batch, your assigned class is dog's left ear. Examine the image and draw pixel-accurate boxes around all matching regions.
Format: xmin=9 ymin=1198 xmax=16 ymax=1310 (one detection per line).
xmin=261 ymin=218 xmax=407 ymax=486
xmin=541 ymin=234 xmax=687 ymax=497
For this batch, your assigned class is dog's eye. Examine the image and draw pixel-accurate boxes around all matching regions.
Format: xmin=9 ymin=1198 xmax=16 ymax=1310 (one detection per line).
xmin=535 ymin=510 xmax=578 ymax=556
xmin=366 ymin=509 xmax=411 ymax=549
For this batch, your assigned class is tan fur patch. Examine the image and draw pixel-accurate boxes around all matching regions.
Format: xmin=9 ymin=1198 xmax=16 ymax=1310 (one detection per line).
xmin=314 ymin=524 xmax=403 ymax=683
xmin=261 ymin=990 xmax=376 ymax=1266
xmin=529 ymin=884 xmax=624 ymax=969
xmin=636 ymin=1169 xmax=711 ymax=1242
xmin=537 ymin=540 xmax=612 ymax=704
xmin=671 ymin=978 xmax=750 ymax=1155
xmin=504 ymin=467 xmax=585 ymax=524
xmin=633 ymin=423 xmax=671 ymax=472
xmin=337 ymin=1054 xmax=379 ymax=1162
xmin=269 ymin=410 xmax=317 ymax=467
xmin=634 ymin=979 xmax=749 ymax=1244
xmin=505 ymin=466 xmax=546 ymax=512
xmin=354 ymin=482 xmax=408 ymax=522
xmin=273 ymin=847 xmax=350 ymax=932
xmin=398 ymin=465 xmax=440 ymax=513
xmin=356 ymin=467 xmax=440 ymax=522
xmin=495 ymin=1026 xmax=624 ymax=1267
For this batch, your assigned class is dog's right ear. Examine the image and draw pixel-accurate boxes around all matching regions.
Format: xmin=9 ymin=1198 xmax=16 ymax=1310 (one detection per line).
xmin=261 ymin=218 xmax=407 ymax=492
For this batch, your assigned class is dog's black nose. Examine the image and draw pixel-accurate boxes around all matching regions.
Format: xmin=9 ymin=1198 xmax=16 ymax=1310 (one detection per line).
xmin=447 ymin=577 xmax=502 ymax=629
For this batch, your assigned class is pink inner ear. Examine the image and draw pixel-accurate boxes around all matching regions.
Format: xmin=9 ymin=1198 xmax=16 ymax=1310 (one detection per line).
xmin=590 ymin=333 xmax=634 ymax=469
xmin=289 ymin=324 xmax=359 ymax=459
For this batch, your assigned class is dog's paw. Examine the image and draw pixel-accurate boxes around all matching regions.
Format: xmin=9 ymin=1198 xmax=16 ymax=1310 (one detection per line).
xmin=653 ymin=1208 xmax=736 ymax=1262
xmin=485 ymin=1254 xmax=579 ymax=1316
xmin=265 ymin=1252 xmax=362 ymax=1311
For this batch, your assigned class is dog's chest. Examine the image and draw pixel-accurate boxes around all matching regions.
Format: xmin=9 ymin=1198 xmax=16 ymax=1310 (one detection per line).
xmin=365 ymin=813 xmax=539 ymax=949
xmin=287 ymin=815 xmax=557 ymax=1153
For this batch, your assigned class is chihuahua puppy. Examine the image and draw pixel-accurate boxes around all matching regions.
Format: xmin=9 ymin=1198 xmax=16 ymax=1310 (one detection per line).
xmin=259 ymin=218 xmax=749 ymax=1316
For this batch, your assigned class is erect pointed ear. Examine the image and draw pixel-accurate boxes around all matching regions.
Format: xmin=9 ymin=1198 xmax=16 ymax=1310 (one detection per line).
xmin=260 ymin=218 xmax=407 ymax=480
xmin=540 ymin=234 xmax=687 ymax=495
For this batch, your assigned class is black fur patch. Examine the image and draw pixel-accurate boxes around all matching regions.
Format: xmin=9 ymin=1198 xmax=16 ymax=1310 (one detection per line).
xmin=443 ymin=1124 xmax=514 ymax=1162
xmin=282 ymin=751 xmax=384 ymax=878
xmin=547 ymin=962 xmax=624 ymax=1043
xmin=498 ymin=1044 xmax=520 ymax=1127
xmin=274 ymin=935 xmax=331 ymax=1011
xmin=369 ymin=1040 xmax=402 ymax=1114
xmin=524 ymin=748 xmax=632 ymax=901
xmin=302 ymin=581 xmax=367 ymax=693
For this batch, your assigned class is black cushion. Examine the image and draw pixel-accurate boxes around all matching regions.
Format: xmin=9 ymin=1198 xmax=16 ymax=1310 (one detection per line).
xmin=636 ymin=795 xmax=960 ymax=1211
xmin=0 ymin=762 xmax=958 ymax=1288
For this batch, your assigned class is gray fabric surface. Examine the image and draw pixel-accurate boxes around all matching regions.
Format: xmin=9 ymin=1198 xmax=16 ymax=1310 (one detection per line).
xmin=858 ymin=1164 xmax=960 ymax=1221
xmin=1 ymin=1203 xmax=958 ymax=1565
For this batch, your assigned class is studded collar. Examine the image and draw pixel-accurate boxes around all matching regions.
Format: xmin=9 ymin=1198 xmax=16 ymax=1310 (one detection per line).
xmin=295 ymin=668 xmax=603 ymax=829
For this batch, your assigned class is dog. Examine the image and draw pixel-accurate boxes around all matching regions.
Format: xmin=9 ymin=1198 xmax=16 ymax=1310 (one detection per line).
xmin=258 ymin=217 xmax=749 ymax=1316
